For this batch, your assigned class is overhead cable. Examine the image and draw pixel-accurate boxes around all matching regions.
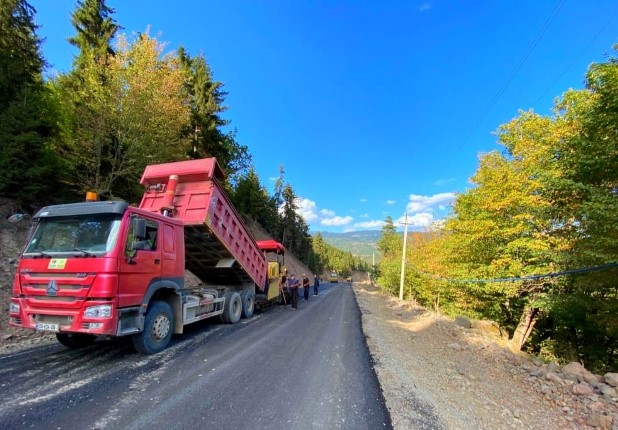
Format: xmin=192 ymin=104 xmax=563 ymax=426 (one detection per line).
xmin=416 ymin=262 xmax=618 ymax=284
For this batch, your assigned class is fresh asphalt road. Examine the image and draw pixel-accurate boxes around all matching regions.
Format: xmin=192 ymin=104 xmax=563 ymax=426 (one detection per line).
xmin=0 ymin=282 xmax=392 ymax=430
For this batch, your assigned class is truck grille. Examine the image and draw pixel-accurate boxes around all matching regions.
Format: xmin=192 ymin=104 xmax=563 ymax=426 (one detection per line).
xmin=20 ymin=272 xmax=96 ymax=308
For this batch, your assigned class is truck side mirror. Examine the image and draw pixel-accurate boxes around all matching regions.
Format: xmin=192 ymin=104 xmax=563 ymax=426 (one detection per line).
xmin=131 ymin=240 xmax=148 ymax=251
xmin=133 ymin=218 xmax=147 ymax=241
xmin=126 ymin=218 xmax=147 ymax=262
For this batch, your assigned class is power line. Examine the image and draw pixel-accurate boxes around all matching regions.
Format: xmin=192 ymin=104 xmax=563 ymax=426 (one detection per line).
xmin=415 ymin=262 xmax=618 ymax=284
xmin=531 ymin=10 xmax=618 ymax=108
xmin=456 ymin=0 xmax=566 ymax=152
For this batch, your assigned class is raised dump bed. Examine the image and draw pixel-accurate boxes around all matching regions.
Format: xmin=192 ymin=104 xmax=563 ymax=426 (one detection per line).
xmin=138 ymin=158 xmax=268 ymax=290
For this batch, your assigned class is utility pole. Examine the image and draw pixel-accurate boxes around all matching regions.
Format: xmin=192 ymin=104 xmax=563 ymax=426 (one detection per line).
xmin=399 ymin=213 xmax=411 ymax=301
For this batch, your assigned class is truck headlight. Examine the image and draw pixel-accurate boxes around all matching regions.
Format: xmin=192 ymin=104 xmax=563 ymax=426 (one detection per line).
xmin=84 ymin=304 xmax=112 ymax=318
xmin=9 ymin=302 xmax=20 ymax=314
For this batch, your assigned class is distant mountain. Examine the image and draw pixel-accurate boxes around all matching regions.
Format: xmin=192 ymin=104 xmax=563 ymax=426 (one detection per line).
xmin=314 ymin=230 xmax=382 ymax=264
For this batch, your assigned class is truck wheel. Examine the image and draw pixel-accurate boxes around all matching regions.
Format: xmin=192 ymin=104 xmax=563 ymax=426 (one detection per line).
xmin=221 ymin=291 xmax=242 ymax=324
xmin=241 ymin=289 xmax=255 ymax=319
xmin=56 ymin=333 xmax=96 ymax=349
xmin=132 ymin=301 xmax=173 ymax=354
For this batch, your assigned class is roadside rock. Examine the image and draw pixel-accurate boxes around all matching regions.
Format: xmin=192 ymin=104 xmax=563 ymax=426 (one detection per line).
xmin=453 ymin=315 xmax=471 ymax=329
xmin=604 ymin=373 xmax=618 ymax=387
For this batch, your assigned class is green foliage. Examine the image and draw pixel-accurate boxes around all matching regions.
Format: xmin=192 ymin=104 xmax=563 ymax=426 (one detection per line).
xmin=68 ymin=0 xmax=119 ymax=69
xmin=311 ymin=233 xmax=368 ymax=277
xmin=54 ymin=31 xmax=191 ymax=200
xmin=377 ymin=216 xmax=401 ymax=258
xmin=0 ymin=0 xmax=64 ymax=203
xmin=0 ymin=0 xmax=43 ymax=106
xmin=231 ymin=167 xmax=279 ymax=233
xmin=370 ymin=47 xmax=618 ymax=370
xmin=178 ymin=48 xmax=250 ymax=179
xmin=0 ymin=0 xmax=325 ymax=275
xmin=231 ymin=168 xmax=320 ymax=271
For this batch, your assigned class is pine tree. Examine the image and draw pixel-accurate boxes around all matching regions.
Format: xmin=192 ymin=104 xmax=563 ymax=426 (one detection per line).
xmin=68 ymin=0 xmax=119 ymax=69
xmin=0 ymin=0 xmax=61 ymax=202
xmin=178 ymin=48 xmax=250 ymax=178
xmin=231 ymin=167 xmax=279 ymax=233
xmin=0 ymin=0 xmax=43 ymax=107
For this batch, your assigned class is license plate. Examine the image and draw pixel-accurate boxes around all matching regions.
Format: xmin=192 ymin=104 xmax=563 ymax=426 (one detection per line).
xmin=36 ymin=322 xmax=59 ymax=332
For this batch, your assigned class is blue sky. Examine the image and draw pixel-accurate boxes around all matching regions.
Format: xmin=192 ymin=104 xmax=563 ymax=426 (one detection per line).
xmin=31 ymin=1 xmax=617 ymax=233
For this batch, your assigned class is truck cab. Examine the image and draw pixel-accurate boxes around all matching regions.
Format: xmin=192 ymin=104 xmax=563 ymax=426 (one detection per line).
xmin=9 ymin=201 xmax=186 ymax=351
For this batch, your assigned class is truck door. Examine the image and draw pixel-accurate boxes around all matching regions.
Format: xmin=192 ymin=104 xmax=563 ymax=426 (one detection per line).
xmin=118 ymin=216 xmax=162 ymax=307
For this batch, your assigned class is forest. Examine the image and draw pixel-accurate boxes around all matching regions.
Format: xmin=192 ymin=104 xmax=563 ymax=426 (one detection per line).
xmin=375 ymin=47 xmax=618 ymax=372
xmin=0 ymin=0 xmax=365 ymax=276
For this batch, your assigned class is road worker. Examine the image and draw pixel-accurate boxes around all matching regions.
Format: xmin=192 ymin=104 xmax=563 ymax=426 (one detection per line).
xmin=302 ymin=274 xmax=310 ymax=300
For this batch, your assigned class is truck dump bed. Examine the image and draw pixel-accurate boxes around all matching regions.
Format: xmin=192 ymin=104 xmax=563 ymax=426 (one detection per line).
xmin=138 ymin=158 xmax=267 ymax=290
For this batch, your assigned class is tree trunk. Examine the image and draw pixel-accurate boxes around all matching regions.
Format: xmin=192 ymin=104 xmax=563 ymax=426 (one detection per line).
xmin=510 ymin=306 xmax=539 ymax=351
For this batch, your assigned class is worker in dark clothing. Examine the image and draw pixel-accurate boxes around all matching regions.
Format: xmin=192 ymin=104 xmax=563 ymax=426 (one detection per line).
xmin=287 ymin=274 xmax=300 ymax=310
xmin=280 ymin=269 xmax=288 ymax=306
xmin=302 ymin=274 xmax=310 ymax=300
xmin=313 ymin=274 xmax=319 ymax=296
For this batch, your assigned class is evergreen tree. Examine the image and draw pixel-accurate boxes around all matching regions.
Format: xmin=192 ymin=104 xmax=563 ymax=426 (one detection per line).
xmin=376 ymin=216 xmax=404 ymax=295
xmin=0 ymin=0 xmax=61 ymax=202
xmin=378 ymin=216 xmax=401 ymax=257
xmin=232 ymin=167 xmax=279 ymax=233
xmin=273 ymin=164 xmax=285 ymax=207
xmin=68 ymin=0 xmax=119 ymax=69
xmin=280 ymin=184 xmax=298 ymax=252
xmin=178 ymin=48 xmax=250 ymax=179
xmin=0 ymin=0 xmax=43 ymax=107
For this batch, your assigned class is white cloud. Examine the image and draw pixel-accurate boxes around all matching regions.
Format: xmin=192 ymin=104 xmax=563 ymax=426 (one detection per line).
xmin=360 ymin=198 xmax=367 ymax=202
xmin=293 ymin=197 xmax=353 ymax=228
xmin=321 ymin=216 xmax=354 ymax=226
xmin=359 ymin=213 xmax=369 ymax=218
xmin=406 ymin=193 xmax=455 ymax=214
xmin=386 ymin=200 xmax=396 ymax=205
xmin=397 ymin=212 xmax=434 ymax=228
xmin=320 ymin=208 xmax=335 ymax=217
xmin=354 ymin=220 xmax=385 ymax=229
xmin=295 ymin=198 xmax=319 ymax=222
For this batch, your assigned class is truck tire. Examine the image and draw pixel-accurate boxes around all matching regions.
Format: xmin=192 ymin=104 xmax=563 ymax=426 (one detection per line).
xmin=132 ymin=300 xmax=173 ymax=354
xmin=241 ymin=289 xmax=255 ymax=319
xmin=221 ymin=291 xmax=242 ymax=324
xmin=56 ymin=333 xmax=96 ymax=349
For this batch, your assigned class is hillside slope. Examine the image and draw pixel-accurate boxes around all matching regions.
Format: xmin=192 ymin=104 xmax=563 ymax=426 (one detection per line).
xmin=318 ymin=230 xmax=382 ymax=263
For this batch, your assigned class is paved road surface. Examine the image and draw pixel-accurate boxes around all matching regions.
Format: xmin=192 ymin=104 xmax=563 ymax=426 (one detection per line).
xmin=0 ymin=282 xmax=392 ymax=430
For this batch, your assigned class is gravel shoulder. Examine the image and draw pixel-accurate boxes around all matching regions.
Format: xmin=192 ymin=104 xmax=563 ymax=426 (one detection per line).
xmin=352 ymin=282 xmax=618 ymax=430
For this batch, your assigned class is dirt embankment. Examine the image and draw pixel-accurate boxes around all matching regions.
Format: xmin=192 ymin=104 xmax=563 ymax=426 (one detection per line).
xmin=0 ymin=199 xmax=54 ymax=347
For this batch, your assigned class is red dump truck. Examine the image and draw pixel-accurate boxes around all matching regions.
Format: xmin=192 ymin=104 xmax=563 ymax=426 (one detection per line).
xmin=9 ymin=158 xmax=285 ymax=354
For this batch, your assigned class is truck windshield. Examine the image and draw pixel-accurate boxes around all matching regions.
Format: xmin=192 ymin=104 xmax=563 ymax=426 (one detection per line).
xmin=24 ymin=214 xmax=122 ymax=256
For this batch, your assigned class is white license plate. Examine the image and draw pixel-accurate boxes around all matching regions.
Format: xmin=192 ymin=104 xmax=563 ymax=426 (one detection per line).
xmin=36 ymin=322 xmax=59 ymax=332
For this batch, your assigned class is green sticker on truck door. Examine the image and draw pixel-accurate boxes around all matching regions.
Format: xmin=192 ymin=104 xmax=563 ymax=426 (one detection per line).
xmin=48 ymin=258 xmax=67 ymax=269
